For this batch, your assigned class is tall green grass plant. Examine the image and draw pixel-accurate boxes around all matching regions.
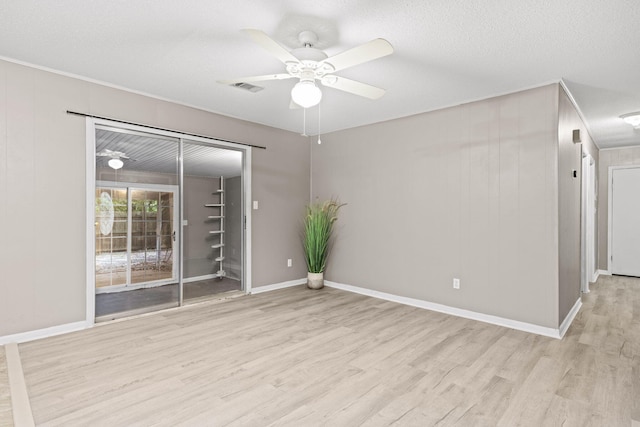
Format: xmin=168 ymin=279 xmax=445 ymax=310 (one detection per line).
xmin=303 ymin=199 xmax=344 ymax=273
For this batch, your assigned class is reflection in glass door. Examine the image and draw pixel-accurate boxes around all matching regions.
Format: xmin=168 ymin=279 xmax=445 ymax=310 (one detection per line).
xmin=130 ymin=188 xmax=176 ymax=285
xmin=93 ymin=124 xmax=246 ymax=321
xmin=95 ymin=185 xmax=178 ymax=291
xmin=94 ymin=126 xmax=179 ymax=320
xmin=95 ymin=187 xmax=128 ymax=288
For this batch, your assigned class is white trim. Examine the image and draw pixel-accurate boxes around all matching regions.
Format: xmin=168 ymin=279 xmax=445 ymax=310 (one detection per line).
xmin=86 ymin=118 xmax=97 ymax=326
xmin=558 ymin=298 xmax=582 ymax=338
xmin=251 ymin=278 xmax=306 ymax=294
xmin=5 ymin=343 xmax=35 ymax=427
xmin=581 ymin=152 xmax=596 ymax=294
xmin=0 ymin=321 xmax=89 ymax=345
xmin=0 ymin=55 xmax=563 ymax=137
xmin=324 ymin=281 xmax=569 ymax=339
xmin=596 ymin=269 xmax=609 ymax=278
xmin=559 ymin=80 xmax=600 ymax=149
xmin=0 ymin=55 xmax=265 ymax=130
xmin=244 ymin=148 xmax=252 ymax=294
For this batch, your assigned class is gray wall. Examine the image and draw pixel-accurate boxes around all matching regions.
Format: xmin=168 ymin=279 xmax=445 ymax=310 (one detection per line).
xmin=557 ymin=87 xmax=597 ymax=322
xmin=312 ymin=84 xmax=561 ymax=328
xmin=597 ymin=147 xmax=640 ymax=271
xmin=0 ymin=59 xmax=310 ymax=337
xmin=225 ymin=176 xmax=242 ymax=280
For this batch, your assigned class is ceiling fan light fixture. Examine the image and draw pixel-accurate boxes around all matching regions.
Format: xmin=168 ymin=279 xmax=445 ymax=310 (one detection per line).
xmin=108 ymin=158 xmax=124 ymax=170
xmin=291 ymin=80 xmax=322 ymax=108
xmin=620 ymin=112 xmax=640 ymax=128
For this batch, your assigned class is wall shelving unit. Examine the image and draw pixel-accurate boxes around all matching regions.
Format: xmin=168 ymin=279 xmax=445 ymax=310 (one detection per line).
xmin=205 ymin=177 xmax=225 ymax=278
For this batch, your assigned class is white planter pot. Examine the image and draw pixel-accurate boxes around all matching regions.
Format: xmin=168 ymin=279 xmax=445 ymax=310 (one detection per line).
xmin=307 ymin=272 xmax=324 ymax=290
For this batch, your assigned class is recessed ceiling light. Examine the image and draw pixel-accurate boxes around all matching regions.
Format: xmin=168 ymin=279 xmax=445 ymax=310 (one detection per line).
xmin=620 ymin=112 xmax=640 ymax=128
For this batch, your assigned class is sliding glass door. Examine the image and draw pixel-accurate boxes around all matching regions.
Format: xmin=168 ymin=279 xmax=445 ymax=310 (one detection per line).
xmin=92 ymin=124 xmax=246 ymax=321
xmin=182 ymin=140 xmax=244 ymax=301
xmin=95 ymin=185 xmax=178 ymax=291
xmin=94 ymin=127 xmax=180 ymax=319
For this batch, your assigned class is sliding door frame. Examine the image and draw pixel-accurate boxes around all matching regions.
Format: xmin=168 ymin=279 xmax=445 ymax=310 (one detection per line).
xmin=85 ymin=117 xmax=252 ymax=325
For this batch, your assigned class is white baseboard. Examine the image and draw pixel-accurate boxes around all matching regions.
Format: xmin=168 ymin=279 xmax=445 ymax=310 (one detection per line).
xmin=325 ymin=281 xmax=567 ymax=339
xmin=596 ymin=269 xmax=610 ymax=279
xmin=251 ymin=278 xmax=306 ymax=294
xmin=559 ymin=298 xmax=582 ymax=338
xmin=0 ymin=320 xmax=90 ymax=345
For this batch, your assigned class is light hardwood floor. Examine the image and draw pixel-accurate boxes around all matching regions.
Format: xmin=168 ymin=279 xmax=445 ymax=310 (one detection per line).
xmin=0 ymin=346 xmax=14 ymax=427
xmin=12 ymin=275 xmax=640 ymax=426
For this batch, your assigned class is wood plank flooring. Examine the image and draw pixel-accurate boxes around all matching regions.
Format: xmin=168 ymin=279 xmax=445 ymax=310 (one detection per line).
xmin=14 ymin=274 xmax=640 ymax=426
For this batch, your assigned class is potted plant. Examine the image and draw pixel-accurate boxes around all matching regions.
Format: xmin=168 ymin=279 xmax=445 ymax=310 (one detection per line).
xmin=303 ymin=198 xmax=345 ymax=289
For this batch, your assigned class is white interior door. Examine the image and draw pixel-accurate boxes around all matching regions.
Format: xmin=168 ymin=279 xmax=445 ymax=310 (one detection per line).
xmin=611 ymin=167 xmax=640 ymax=276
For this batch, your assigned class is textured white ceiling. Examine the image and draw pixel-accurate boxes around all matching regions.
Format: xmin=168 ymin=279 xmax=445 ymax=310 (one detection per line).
xmin=1 ymin=0 xmax=639 ymax=148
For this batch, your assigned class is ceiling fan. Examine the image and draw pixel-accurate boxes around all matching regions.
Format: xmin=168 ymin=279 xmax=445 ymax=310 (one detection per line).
xmin=96 ymin=149 xmax=134 ymax=170
xmin=219 ymin=29 xmax=394 ymax=108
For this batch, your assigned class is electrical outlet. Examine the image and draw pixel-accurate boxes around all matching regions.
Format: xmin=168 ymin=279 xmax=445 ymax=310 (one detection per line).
xmin=287 ymin=259 xmax=292 ymax=267
xmin=453 ymin=278 xmax=460 ymax=289
xmin=253 ymin=201 xmax=259 ymax=210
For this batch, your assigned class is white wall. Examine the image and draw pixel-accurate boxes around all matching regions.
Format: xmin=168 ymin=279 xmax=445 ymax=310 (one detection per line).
xmin=312 ymin=84 xmax=561 ymax=328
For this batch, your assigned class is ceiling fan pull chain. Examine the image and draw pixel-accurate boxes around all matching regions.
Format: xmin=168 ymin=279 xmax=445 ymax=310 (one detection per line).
xmin=302 ymin=107 xmax=308 ymax=137
xmin=318 ymin=103 xmax=322 ymax=144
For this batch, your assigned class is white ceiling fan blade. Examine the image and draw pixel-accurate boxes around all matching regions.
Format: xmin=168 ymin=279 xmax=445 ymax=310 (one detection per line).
xmin=320 ymin=38 xmax=393 ymax=73
xmin=218 ymin=73 xmax=294 ymax=85
xmin=321 ymin=76 xmax=386 ymax=99
xmin=242 ymin=29 xmax=301 ymax=65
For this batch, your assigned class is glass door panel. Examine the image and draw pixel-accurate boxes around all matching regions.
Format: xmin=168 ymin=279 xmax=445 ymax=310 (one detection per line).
xmin=130 ymin=189 xmax=176 ymax=285
xmin=95 ymin=187 xmax=128 ymax=288
xmin=94 ymin=126 xmax=179 ymax=320
xmin=182 ymin=139 xmax=244 ymax=302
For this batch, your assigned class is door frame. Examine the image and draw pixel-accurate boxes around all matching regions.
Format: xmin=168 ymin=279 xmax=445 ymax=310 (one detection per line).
xmin=607 ymin=165 xmax=640 ymax=274
xmin=85 ymin=118 xmax=252 ymax=325
xmin=580 ymin=152 xmax=596 ymax=293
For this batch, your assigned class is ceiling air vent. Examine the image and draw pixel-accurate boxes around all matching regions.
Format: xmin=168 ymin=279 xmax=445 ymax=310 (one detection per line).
xmin=229 ymin=82 xmax=263 ymax=93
